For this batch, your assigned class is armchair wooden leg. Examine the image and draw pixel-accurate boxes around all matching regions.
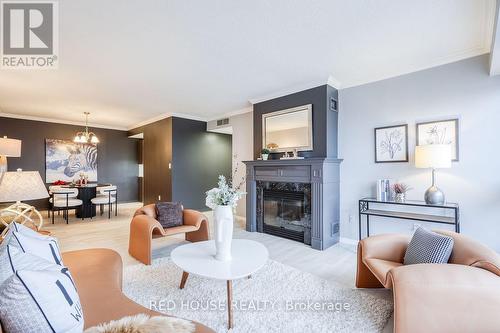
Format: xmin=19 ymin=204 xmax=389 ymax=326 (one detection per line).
xmin=180 ymin=271 xmax=189 ymax=289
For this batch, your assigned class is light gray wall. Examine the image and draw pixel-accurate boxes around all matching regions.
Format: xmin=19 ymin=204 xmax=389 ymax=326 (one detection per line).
xmin=339 ymin=55 xmax=500 ymax=251
xmin=230 ymin=111 xmax=254 ymax=218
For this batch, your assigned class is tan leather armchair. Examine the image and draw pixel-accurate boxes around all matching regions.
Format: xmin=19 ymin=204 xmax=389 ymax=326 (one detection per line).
xmin=356 ymin=230 xmax=500 ymax=333
xmin=62 ymin=248 xmax=214 ymax=332
xmin=129 ymin=204 xmax=209 ymax=265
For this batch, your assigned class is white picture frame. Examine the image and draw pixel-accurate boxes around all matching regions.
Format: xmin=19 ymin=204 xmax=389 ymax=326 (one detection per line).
xmin=374 ymin=124 xmax=409 ymax=163
xmin=416 ymin=119 xmax=459 ymax=161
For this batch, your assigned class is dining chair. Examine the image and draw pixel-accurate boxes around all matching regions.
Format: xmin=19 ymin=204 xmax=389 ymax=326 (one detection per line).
xmin=49 ymin=187 xmax=83 ymax=224
xmin=91 ymin=185 xmax=118 ymax=219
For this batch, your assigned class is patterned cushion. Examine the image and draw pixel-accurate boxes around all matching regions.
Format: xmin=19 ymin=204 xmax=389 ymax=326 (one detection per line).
xmin=404 ymin=227 xmax=454 ymax=265
xmin=155 ymin=202 xmax=183 ymax=228
xmin=0 ymin=267 xmax=84 ymax=333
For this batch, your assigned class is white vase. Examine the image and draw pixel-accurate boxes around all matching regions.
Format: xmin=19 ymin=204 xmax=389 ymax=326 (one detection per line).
xmin=213 ymin=205 xmax=234 ymax=261
xmin=262 ymin=154 xmax=269 ymax=160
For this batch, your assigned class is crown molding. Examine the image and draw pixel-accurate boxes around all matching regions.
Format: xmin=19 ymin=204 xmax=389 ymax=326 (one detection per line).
xmin=0 ymin=112 xmax=128 ymax=131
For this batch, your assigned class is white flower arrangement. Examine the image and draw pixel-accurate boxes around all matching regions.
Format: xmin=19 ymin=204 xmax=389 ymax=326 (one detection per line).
xmin=205 ymin=175 xmax=245 ymax=209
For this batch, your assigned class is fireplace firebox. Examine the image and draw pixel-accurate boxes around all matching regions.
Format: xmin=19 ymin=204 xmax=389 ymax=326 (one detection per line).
xmin=257 ymin=182 xmax=311 ymax=245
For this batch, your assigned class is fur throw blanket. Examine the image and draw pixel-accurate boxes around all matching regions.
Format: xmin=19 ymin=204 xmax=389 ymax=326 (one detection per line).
xmin=84 ymin=314 xmax=196 ymax=333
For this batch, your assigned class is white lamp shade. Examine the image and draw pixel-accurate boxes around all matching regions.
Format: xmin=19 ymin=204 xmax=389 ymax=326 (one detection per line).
xmin=0 ymin=171 xmax=49 ymax=202
xmin=415 ymin=144 xmax=452 ymax=169
xmin=0 ymin=137 xmax=21 ymax=157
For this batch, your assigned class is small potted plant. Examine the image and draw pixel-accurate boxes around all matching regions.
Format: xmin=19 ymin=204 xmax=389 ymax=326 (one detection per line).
xmin=261 ymin=148 xmax=270 ymax=160
xmin=392 ymin=183 xmax=412 ymax=203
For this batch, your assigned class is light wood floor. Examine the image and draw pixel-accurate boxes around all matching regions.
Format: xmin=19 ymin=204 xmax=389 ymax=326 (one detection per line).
xmin=44 ymin=202 xmax=357 ymax=285
xmin=43 ymin=202 xmax=393 ymax=332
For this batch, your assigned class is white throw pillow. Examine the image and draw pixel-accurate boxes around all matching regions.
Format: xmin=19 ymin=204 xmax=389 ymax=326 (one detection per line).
xmin=11 ymin=231 xmax=64 ymax=265
xmin=0 ymin=244 xmax=57 ymax=285
xmin=12 ymin=222 xmax=44 ymax=238
xmin=0 ymin=267 xmax=84 ymax=333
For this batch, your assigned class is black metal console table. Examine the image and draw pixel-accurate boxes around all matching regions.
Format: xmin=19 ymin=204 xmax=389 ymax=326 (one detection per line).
xmin=358 ymin=198 xmax=459 ymax=240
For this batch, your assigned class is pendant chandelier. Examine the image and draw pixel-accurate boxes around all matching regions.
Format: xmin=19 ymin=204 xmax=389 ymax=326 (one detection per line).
xmin=74 ymin=112 xmax=99 ymax=144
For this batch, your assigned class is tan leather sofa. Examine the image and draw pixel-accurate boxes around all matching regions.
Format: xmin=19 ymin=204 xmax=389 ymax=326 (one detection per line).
xmin=356 ymin=230 xmax=500 ymax=333
xmin=129 ymin=204 xmax=209 ymax=265
xmin=63 ymin=248 xmax=214 ymax=332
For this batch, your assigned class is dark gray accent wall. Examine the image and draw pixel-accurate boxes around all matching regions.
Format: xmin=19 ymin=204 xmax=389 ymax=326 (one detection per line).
xmin=253 ymin=84 xmax=339 ymax=159
xmin=129 ymin=117 xmax=232 ymax=211
xmin=326 ymin=85 xmax=339 ymax=158
xmin=0 ymin=116 xmax=139 ymax=208
xmin=172 ymin=117 xmax=232 ymax=210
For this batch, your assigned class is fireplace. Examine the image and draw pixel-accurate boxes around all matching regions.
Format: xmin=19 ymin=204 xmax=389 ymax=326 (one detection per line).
xmin=257 ymin=182 xmax=311 ymax=245
xmin=244 ymin=158 xmax=341 ymax=250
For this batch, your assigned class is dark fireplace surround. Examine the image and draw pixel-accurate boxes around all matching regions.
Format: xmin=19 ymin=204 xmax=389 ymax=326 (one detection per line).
xmin=244 ymin=158 xmax=341 ymax=250
xmin=245 ymin=85 xmax=341 ymax=250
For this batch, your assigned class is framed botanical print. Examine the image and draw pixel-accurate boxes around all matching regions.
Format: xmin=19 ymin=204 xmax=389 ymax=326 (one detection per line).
xmin=416 ymin=119 xmax=459 ymax=161
xmin=374 ymin=124 xmax=409 ymax=163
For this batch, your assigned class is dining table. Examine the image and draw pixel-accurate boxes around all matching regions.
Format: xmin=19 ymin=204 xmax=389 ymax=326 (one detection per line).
xmin=60 ymin=183 xmax=111 ymax=219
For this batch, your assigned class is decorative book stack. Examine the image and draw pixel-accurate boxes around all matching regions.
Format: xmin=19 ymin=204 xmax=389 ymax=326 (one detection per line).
xmin=376 ymin=179 xmax=391 ymax=201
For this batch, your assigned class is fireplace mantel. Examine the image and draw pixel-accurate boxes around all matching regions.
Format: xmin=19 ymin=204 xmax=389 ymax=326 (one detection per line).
xmin=243 ymin=158 xmax=342 ymax=250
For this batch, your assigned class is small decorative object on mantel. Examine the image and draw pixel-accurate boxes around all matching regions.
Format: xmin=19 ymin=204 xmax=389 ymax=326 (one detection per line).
xmin=206 ymin=175 xmax=245 ymax=261
xmin=416 ymin=118 xmax=459 ymax=161
xmin=392 ymin=183 xmax=412 ymax=203
xmin=374 ymin=124 xmax=409 ymax=163
xmin=261 ymin=148 xmax=270 ymax=161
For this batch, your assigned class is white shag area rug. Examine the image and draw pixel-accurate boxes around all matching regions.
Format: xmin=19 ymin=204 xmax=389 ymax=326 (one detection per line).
xmin=123 ymin=258 xmax=393 ymax=333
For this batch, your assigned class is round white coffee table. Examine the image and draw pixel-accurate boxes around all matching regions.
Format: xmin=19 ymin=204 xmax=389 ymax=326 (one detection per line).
xmin=171 ymin=239 xmax=269 ymax=329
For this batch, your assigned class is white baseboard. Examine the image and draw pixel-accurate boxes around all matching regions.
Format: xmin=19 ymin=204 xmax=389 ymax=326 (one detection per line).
xmin=340 ymin=237 xmax=359 ymax=246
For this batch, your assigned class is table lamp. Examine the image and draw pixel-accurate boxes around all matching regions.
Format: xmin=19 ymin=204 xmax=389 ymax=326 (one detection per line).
xmin=0 ymin=136 xmax=22 ymax=173
xmin=415 ymin=144 xmax=452 ymax=205
xmin=0 ymin=170 xmax=49 ymax=239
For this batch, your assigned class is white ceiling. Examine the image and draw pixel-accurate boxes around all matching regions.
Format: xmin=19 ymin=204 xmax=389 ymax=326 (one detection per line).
xmin=0 ymin=0 xmax=496 ymax=130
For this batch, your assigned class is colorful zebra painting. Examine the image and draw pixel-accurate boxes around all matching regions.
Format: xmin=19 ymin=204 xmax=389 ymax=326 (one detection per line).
xmin=45 ymin=139 xmax=98 ymax=183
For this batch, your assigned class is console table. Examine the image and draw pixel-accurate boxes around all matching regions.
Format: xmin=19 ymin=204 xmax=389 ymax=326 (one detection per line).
xmin=358 ymin=198 xmax=459 ymax=240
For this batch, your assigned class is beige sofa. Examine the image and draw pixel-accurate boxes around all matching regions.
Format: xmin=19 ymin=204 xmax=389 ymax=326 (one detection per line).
xmin=356 ymin=230 xmax=500 ymax=333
